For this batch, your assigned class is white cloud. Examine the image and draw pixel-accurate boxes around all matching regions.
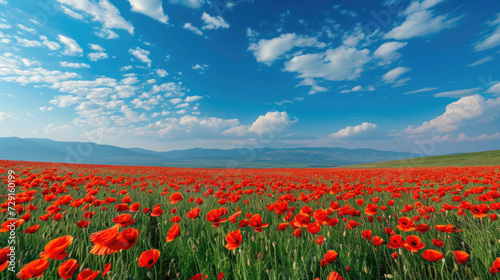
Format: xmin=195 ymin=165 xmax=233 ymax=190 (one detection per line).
xmin=60 ymin=61 xmax=91 ymax=68
xmin=49 ymin=95 xmax=84 ymax=107
xmin=249 ymin=33 xmax=326 ymax=65
xmin=58 ymin=35 xmax=83 ymax=56
xmin=0 ymin=66 xmax=79 ymax=85
xmin=185 ymin=95 xmax=202 ymax=102
xmin=192 ymin=64 xmax=208 ymax=74
xmin=469 ymin=56 xmax=494 ymax=67
xmin=88 ymin=52 xmax=109 ymax=61
xmin=0 ymin=39 xmax=10 ymax=44
xmin=55 ymin=0 xmax=134 ymax=34
xmin=94 ymin=28 xmax=119 ymax=39
xmin=59 ymin=5 xmax=84 ymax=20
xmin=15 ymin=36 xmax=42 ymax=47
xmin=284 ymin=46 xmax=371 ymax=81
xmin=0 ymin=112 xmax=14 ymax=121
xmin=224 ymin=111 xmax=297 ymax=137
xmin=456 ymin=132 xmax=500 ymax=142
xmin=169 ymin=0 xmax=204 ymax=8
xmin=384 ymin=0 xmax=460 ymax=40
xmin=89 ymin=43 xmax=104 ymax=52
xmin=128 ymin=0 xmax=169 ymax=24
xmin=39 ymin=106 xmax=53 ymax=112
xmin=433 ymin=87 xmax=481 ymax=98
xmin=39 ymin=36 xmax=61 ymax=50
xmin=402 ymin=87 xmax=437 ymax=95
xmin=0 ymin=23 xmax=11 ymax=29
xmin=405 ymin=94 xmax=500 ymax=134
xmin=329 ymin=122 xmax=379 ymax=139
xmin=474 ymin=13 xmax=500 ymax=51
xmin=486 ymin=81 xmax=500 ymax=96
xmin=297 ymin=78 xmax=328 ymax=95
xmin=382 ymin=67 xmax=410 ymax=83
xmin=156 ymin=69 xmax=168 ymax=77
xmin=183 ymin=23 xmax=203 ymax=36
xmin=129 ymin=47 xmax=152 ymax=67
xmin=340 ymin=85 xmax=375 ymax=94
xmin=120 ymin=65 xmax=133 ymax=71
xmin=201 ymin=12 xmax=229 ymax=30
xmin=373 ymin=41 xmax=407 ymax=65
xmin=18 ymin=24 xmax=36 ymax=33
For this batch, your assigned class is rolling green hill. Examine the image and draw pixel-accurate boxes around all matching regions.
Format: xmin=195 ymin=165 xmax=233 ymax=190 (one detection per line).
xmin=345 ymin=150 xmax=500 ymax=168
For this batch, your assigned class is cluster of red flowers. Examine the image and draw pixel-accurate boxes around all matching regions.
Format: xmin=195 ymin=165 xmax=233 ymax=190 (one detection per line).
xmin=0 ymin=160 xmax=499 ymax=279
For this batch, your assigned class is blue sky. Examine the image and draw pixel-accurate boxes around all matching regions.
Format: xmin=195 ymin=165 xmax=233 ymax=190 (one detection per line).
xmin=0 ymin=0 xmax=499 ymax=155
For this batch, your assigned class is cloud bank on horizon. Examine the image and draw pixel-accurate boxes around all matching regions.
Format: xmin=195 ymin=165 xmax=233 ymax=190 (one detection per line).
xmin=0 ymin=0 xmax=499 ymax=155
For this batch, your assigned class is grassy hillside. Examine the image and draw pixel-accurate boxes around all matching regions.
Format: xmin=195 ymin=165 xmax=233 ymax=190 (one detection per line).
xmin=345 ymin=149 xmax=500 ymax=168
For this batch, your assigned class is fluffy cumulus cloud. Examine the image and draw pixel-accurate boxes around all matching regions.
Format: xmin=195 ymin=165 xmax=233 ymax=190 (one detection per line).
xmin=373 ymin=41 xmax=407 ymax=65
xmin=329 ymin=122 xmax=381 ymax=139
xmin=224 ymin=111 xmax=297 ymax=137
xmin=284 ymin=46 xmax=371 ymax=81
xmin=384 ymin=0 xmax=460 ymax=40
xmin=382 ymin=67 xmax=410 ymax=84
xmin=405 ymin=94 xmax=500 ymax=134
xmin=201 ymin=12 xmax=229 ymax=30
xmin=129 ymin=47 xmax=152 ymax=67
xmin=169 ymin=0 xmax=204 ymax=8
xmin=249 ymin=33 xmax=326 ymax=65
xmin=60 ymin=61 xmax=91 ymax=68
xmin=474 ymin=13 xmax=500 ymax=51
xmin=56 ymin=0 xmax=134 ymax=35
xmin=128 ymin=0 xmax=169 ymax=24
xmin=58 ymin=35 xmax=83 ymax=56
xmin=486 ymin=82 xmax=500 ymax=96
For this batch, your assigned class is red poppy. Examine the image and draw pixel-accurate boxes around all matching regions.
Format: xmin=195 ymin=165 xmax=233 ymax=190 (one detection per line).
xmin=249 ymin=214 xmax=269 ymax=232
xmin=0 ymin=247 xmax=10 ymax=272
xmin=315 ymin=236 xmax=325 ymax=245
xmin=103 ymin=263 xmax=111 ymax=276
xmin=23 ymin=224 xmax=40 ymax=234
xmin=306 ymin=222 xmax=321 ymax=235
xmin=277 ymin=223 xmax=288 ymax=231
xmin=324 ymin=250 xmax=338 ymax=263
xmin=361 ymin=229 xmax=372 ymax=241
xmin=364 ymin=204 xmax=378 ymax=215
xmin=404 ymin=235 xmax=425 ymax=252
xmin=391 ymin=252 xmax=398 ymax=259
xmin=129 ymin=203 xmax=141 ymax=212
xmin=326 ymin=271 xmax=345 ymax=280
xmin=76 ymin=268 xmax=100 ymax=280
xmin=0 ymin=219 xmax=25 ymax=232
xmin=225 ymin=229 xmax=242 ymax=250
xmin=112 ymin=214 xmax=135 ymax=227
xmin=187 ymin=207 xmax=201 ymax=219
xmin=422 ymin=249 xmax=444 ymax=262
xmin=372 ymin=236 xmax=383 ymax=246
xmin=77 ymin=220 xmax=91 ymax=229
xmin=166 ymin=223 xmax=180 ymax=242
xmin=58 ymin=259 xmax=79 ymax=280
xmin=190 ymin=273 xmax=208 ymax=280
xmin=169 ymin=192 xmax=184 ymax=204
xmin=293 ymin=228 xmax=302 ymax=238
xmin=453 ymin=251 xmax=469 ymax=264
xmin=387 ymin=235 xmax=405 ymax=249
xmin=138 ymin=249 xmax=161 ymax=269
xmin=432 ymin=239 xmax=444 ymax=248
xmin=17 ymin=259 xmax=50 ymax=280
xmin=39 ymin=235 xmax=74 ymax=260
xmin=396 ymin=217 xmax=416 ymax=232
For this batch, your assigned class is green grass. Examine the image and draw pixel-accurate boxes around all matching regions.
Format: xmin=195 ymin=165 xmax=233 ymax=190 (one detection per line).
xmin=344 ymin=150 xmax=500 ymax=169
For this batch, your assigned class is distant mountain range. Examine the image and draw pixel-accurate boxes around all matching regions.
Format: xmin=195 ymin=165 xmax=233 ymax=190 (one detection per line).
xmin=0 ymin=137 xmax=420 ymax=168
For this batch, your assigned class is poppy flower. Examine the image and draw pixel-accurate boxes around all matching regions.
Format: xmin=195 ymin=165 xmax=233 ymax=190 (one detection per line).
xmin=364 ymin=204 xmax=378 ymax=215
xmin=435 ymin=224 xmax=455 ymax=233
xmin=83 ymin=212 xmax=95 ymax=219
xmin=323 ymin=250 xmax=338 ymax=263
xmin=326 ymin=271 xmax=345 ymax=280
xmin=138 ymin=249 xmax=160 ymax=269
xmin=470 ymin=204 xmax=489 ymax=218
xmin=103 ymin=263 xmax=111 ymax=276
xmin=293 ymin=228 xmax=302 ymax=238
xmin=77 ymin=220 xmax=91 ymax=229
xmin=453 ymin=251 xmax=469 ymax=264
xmin=294 ymin=213 xmax=311 ymax=228
xmin=129 ymin=203 xmax=141 ymax=212
xmin=277 ymin=223 xmax=288 ymax=231
xmin=23 ymin=224 xmax=40 ymax=234
xmin=169 ymin=192 xmax=184 ymax=204
xmin=17 ymin=259 xmax=50 ymax=280
xmin=345 ymin=220 xmax=360 ymax=229
xmin=391 ymin=252 xmax=398 ymax=259
xmin=422 ymin=249 xmax=444 ymax=262
xmin=249 ymin=214 xmax=269 ymax=232
xmin=166 ymin=223 xmax=180 ymax=242
xmin=372 ymin=236 xmax=383 ymax=246
xmin=225 ymin=229 xmax=242 ymax=250
xmin=306 ymin=222 xmax=321 ymax=235
xmin=315 ymin=236 xmax=325 ymax=245
xmin=0 ymin=219 xmax=25 ymax=232
xmin=416 ymin=224 xmax=431 ymax=233
xmin=218 ymin=272 xmax=224 ymax=280
xmin=151 ymin=207 xmax=164 ymax=217
xmin=432 ymin=239 xmax=444 ymax=248
xmin=361 ymin=230 xmax=372 ymax=241
xmin=187 ymin=207 xmax=201 ymax=219
xmin=404 ymin=235 xmax=425 ymax=252
xmin=396 ymin=217 xmax=416 ymax=232
xmin=385 ymin=228 xmax=395 ymax=235
xmin=39 ymin=235 xmax=74 ymax=260
xmin=58 ymin=259 xmax=79 ymax=280
xmin=0 ymin=247 xmax=10 ymax=272
xmin=112 ymin=214 xmax=135 ymax=227
xmin=207 ymin=209 xmax=227 ymax=228
xmin=76 ymin=268 xmax=100 ymax=280
xmin=493 ymin=257 xmax=500 ymax=270
xmin=190 ymin=273 xmax=208 ymax=280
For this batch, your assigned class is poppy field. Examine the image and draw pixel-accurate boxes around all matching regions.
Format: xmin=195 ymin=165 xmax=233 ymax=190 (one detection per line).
xmin=1 ymin=160 xmax=500 ymax=280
